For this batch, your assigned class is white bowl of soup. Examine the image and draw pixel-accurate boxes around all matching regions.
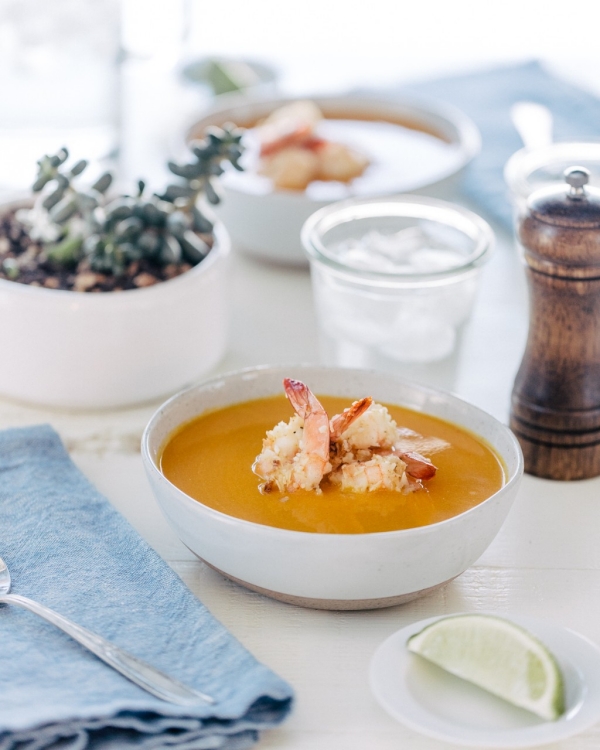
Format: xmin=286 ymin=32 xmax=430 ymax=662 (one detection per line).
xmin=184 ymin=94 xmax=481 ymax=265
xmin=142 ymin=365 xmax=523 ymax=610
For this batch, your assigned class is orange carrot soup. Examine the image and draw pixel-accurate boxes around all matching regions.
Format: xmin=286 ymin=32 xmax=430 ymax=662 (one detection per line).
xmin=160 ymin=395 xmax=505 ymax=534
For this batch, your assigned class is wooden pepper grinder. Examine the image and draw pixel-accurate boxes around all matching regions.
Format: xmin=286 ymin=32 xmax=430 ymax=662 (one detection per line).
xmin=510 ymin=166 xmax=600 ymax=480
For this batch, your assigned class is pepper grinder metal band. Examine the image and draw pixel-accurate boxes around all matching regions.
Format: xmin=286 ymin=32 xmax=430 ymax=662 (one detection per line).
xmin=510 ymin=167 xmax=600 ymax=480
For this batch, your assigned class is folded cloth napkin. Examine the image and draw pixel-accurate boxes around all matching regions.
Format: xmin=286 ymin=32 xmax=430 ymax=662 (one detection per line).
xmin=400 ymin=60 xmax=600 ymax=228
xmin=0 ymin=425 xmax=293 ymax=750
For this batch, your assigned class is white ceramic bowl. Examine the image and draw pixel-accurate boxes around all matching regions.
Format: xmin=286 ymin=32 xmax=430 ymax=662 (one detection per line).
xmin=142 ymin=365 xmax=523 ymax=610
xmin=0 ymin=200 xmax=231 ymax=409
xmin=186 ymin=94 xmax=481 ymax=265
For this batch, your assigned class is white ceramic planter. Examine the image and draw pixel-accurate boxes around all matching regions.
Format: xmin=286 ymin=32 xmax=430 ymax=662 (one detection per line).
xmin=142 ymin=365 xmax=523 ymax=610
xmin=0 ymin=204 xmax=230 ymax=409
xmin=186 ymin=94 xmax=481 ymax=265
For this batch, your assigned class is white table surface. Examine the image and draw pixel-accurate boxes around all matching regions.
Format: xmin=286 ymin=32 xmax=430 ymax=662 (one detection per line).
xmin=2 ymin=213 xmax=600 ymax=750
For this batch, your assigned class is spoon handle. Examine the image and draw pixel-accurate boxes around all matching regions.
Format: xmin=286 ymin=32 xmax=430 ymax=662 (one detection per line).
xmin=510 ymin=101 xmax=554 ymax=150
xmin=0 ymin=593 xmax=214 ymax=706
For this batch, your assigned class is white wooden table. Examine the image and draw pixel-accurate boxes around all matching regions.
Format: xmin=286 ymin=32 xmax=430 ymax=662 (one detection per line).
xmin=2 ymin=215 xmax=600 ymax=750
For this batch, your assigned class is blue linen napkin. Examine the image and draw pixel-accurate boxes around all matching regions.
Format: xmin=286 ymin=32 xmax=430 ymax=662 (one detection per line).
xmin=0 ymin=425 xmax=293 ymax=750
xmin=400 ymin=60 xmax=600 ymax=228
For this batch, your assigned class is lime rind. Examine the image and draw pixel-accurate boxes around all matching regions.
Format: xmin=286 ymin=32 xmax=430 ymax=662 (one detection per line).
xmin=407 ymin=614 xmax=565 ymax=721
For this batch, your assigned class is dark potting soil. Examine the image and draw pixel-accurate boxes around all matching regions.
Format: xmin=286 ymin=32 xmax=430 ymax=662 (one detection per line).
xmin=0 ymin=209 xmax=213 ymax=292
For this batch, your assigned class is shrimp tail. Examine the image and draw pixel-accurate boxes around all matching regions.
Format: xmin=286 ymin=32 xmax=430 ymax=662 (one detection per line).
xmin=329 ymin=396 xmax=373 ymax=440
xmin=396 ymin=450 xmax=437 ymax=480
xmin=283 ymin=377 xmax=323 ymax=419
xmin=281 ymin=378 xmax=331 ymax=491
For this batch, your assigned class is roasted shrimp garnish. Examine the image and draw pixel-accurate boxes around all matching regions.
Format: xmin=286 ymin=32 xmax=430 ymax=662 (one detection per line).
xmin=257 ymin=100 xmax=323 ymax=156
xmin=329 ymin=397 xmax=373 ymax=441
xmin=252 ymin=378 xmax=332 ymax=493
xmin=330 ymin=402 xmax=399 ymax=458
xmin=329 ymin=453 xmax=410 ymax=493
xmin=394 ymin=450 xmax=437 ymax=480
xmin=256 ymin=100 xmax=369 ymax=190
xmin=254 ymin=380 xmax=447 ymax=494
xmin=329 ymin=401 xmax=445 ymax=488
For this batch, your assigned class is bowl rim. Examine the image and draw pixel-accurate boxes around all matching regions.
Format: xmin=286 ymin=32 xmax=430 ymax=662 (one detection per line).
xmin=300 ymin=194 xmax=495 ymax=284
xmin=182 ymin=91 xmax=482 ymax=201
xmin=142 ymin=364 xmax=524 ymax=541
xmin=0 ymin=196 xmax=230 ymax=303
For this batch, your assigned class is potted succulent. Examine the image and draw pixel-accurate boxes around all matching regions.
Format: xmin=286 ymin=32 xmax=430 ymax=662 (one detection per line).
xmin=0 ymin=126 xmax=244 ymax=408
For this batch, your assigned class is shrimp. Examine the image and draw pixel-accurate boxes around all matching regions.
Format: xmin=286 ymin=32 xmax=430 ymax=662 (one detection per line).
xmin=393 ymin=427 xmax=449 ymax=457
xmin=256 ymin=101 xmax=370 ymax=190
xmin=257 ymin=100 xmax=323 ymax=156
xmin=252 ymin=378 xmax=332 ymax=493
xmin=260 ymin=140 xmax=368 ymax=190
xmin=332 ymin=402 xmax=399 ymax=453
xmin=314 ymin=141 xmax=370 ymax=183
xmin=254 ymin=382 xmax=445 ymax=495
xmin=259 ymin=146 xmax=320 ymax=190
xmin=329 ymin=397 xmax=372 ymax=441
xmin=329 ymin=453 xmax=409 ymax=493
xmin=251 ymin=414 xmax=304 ymax=489
xmin=329 ymin=400 xmax=441 ymax=484
xmin=394 ymin=450 xmax=437 ymax=480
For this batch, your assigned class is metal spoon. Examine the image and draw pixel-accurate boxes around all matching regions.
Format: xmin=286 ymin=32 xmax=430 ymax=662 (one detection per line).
xmin=0 ymin=555 xmax=214 ymax=706
xmin=510 ymin=101 xmax=554 ymax=150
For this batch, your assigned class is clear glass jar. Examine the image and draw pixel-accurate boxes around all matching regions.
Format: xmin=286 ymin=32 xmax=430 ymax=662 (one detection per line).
xmin=301 ymin=195 xmax=493 ymax=377
xmin=0 ymin=0 xmax=121 ymax=192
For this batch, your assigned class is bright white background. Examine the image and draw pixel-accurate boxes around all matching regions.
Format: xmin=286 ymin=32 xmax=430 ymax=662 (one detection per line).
xmin=1 ymin=0 xmax=599 ymax=191
xmin=185 ymin=0 xmax=599 ymax=95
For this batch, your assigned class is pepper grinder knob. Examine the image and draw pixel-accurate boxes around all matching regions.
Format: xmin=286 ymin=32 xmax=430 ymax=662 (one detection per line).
xmin=565 ymin=166 xmax=590 ymax=199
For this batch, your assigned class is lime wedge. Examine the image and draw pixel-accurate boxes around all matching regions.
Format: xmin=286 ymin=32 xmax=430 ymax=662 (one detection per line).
xmin=407 ymin=614 xmax=565 ymax=720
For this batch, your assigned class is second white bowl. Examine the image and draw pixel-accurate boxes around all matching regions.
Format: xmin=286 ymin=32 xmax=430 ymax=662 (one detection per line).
xmin=0 ymin=203 xmax=231 ymax=409
xmin=186 ymin=94 xmax=481 ymax=265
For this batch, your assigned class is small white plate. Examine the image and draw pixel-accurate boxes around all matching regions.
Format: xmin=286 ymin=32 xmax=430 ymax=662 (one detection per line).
xmin=369 ymin=614 xmax=600 ymax=748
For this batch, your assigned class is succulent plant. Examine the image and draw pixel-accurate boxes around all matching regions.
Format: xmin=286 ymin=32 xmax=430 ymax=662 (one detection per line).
xmin=16 ymin=124 xmax=244 ymax=278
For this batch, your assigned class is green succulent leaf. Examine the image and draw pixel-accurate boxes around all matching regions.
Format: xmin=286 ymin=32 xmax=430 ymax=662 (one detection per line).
xmin=204 ymin=179 xmax=221 ymax=205
xmin=50 ymin=195 xmax=78 ymax=224
xmin=76 ymin=190 xmax=101 ymax=212
xmin=191 ymin=206 xmax=213 ymax=233
xmin=46 ymin=235 xmax=83 ymax=266
xmin=70 ymin=159 xmax=88 ymax=177
xmin=91 ymin=172 xmax=113 ymax=194
xmin=168 ymin=160 xmax=205 ymax=180
xmin=159 ymin=234 xmax=182 ymax=264
xmin=55 ymin=174 xmax=70 ymax=189
xmin=156 ymin=184 xmax=195 ymax=202
xmin=104 ymin=198 xmax=136 ymax=224
xmin=135 ymin=200 xmax=169 ymax=226
xmin=179 ymin=230 xmax=209 ymax=263
xmin=32 ymin=174 xmax=53 ymax=192
xmin=137 ymin=229 xmax=161 ymax=255
xmin=114 ymin=216 xmax=144 ymax=241
xmin=166 ymin=210 xmax=191 ymax=238
xmin=83 ymin=234 xmax=102 ymax=256
xmin=42 ymin=186 xmax=67 ymax=211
